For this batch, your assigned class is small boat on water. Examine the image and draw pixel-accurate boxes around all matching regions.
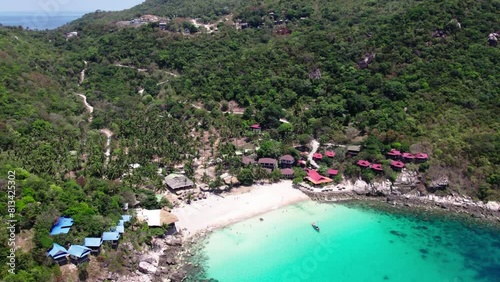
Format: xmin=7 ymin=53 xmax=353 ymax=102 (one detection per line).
xmin=312 ymin=222 xmax=320 ymax=232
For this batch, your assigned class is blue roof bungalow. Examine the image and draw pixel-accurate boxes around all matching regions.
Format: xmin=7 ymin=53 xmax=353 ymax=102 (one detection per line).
xmin=111 ymin=225 xmax=125 ymax=234
xmin=112 ymin=215 xmax=131 ymax=234
xmin=47 ymin=243 xmax=69 ymax=265
xmin=50 ymin=216 xmax=74 ymax=236
xmin=102 ymin=231 xmax=120 ymax=248
xmin=122 ymin=215 xmax=132 ymax=223
xmin=84 ymin=237 xmax=103 ymax=254
xmin=68 ymin=245 xmax=91 ymax=265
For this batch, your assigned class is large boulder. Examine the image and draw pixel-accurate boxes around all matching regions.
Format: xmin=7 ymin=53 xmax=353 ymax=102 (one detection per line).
xmin=371 ymin=180 xmax=392 ymax=196
xmin=138 ymin=261 xmax=157 ymax=274
xmin=107 ymin=272 xmax=119 ymax=281
xmin=486 ymin=201 xmax=500 ymax=212
xmin=165 ymin=235 xmax=182 ymax=246
xmin=395 ymin=170 xmax=419 ymax=186
xmin=139 ymin=254 xmax=157 ymax=265
xmin=358 ymin=52 xmax=375 ymax=69
xmin=117 ymin=273 xmax=152 ymax=282
xmin=428 ymin=176 xmax=449 ymax=191
xmin=353 ymin=179 xmax=369 ymax=195
xmin=165 ymin=254 xmax=177 ymax=265
xmin=170 ymin=270 xmax=187 ymax=282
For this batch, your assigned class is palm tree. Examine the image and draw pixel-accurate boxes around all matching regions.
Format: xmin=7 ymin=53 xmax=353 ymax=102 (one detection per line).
xmin=186 ymin=192 xmax=194 ymax=204
xmin=201 ymin=172 xmax=210 ymax=184
xmin=254 ymin=166 xmax=269 ymax=181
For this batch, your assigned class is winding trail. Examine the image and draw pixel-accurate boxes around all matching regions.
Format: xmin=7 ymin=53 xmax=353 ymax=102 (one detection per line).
xmin=114 ymin=63 xmax=178 ymax=89
xmin=307 ymin=139 xmax=320 ymax=169
xmin=77 ymin=93 xmax=113 ymax=165
xmin=79 ymin=60 xmax=87 ymax=85
xmin=77 ymin=94 xmax=93 ymax=123
xmin=100 ymin=129 xmax=113 ymax=165
xmin=114 ymin=63 xmax=147 ymax=72
xmin=77 ymin=61 xmax=114 ymax=165
xmin=115 ymin=63 xmax=179 ymax=77
xmin=191 ymin=103 xmax=243 ymax=115
xmin=164 ymin=71 xmax=178 ymax=77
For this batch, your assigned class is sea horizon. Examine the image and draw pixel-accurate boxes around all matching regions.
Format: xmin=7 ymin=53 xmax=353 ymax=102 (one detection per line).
xmin=187 ymin=201 xmax=500 ymax=282
xmin=0 ymin=11 xmax=90 ymax=30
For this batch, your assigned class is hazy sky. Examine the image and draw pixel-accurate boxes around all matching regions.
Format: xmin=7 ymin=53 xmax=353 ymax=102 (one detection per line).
xmin=3 ymin=0 xmax=145 ymax=12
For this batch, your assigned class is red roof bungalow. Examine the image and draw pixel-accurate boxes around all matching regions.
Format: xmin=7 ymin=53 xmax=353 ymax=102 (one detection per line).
xmin=415 ymin=153 xmax=429 ymax=163
xmin=371 ymin=164 xmax=383 ymax=172
xmin=258 ymin=158 xmax=278 ymax=170
xmin=313 ymin=153 xmax=323 ymax=160
xmin=327 ymin=169 xmax=339 ymax=177
xmin=304 ymin=169 xmax=333 ymax=185
xmin=242 ymin=156 xmax=256 ymax=165
xmin=279 ymin=155 xmax=295 ymax=168
xmin=356 ymin=160 xmax=371 ymax=168
xmin=402 ymin=153 xmax=415 ymax=163
xmin=390 ymin=160 xmax=405 ymax=170
xmin=386 ymin=149 xmax=402 ymax=159
xmin=325 ymin=151 xmax=335 ymax=158
xmin=281 ymin=168 xmax=294 ymax=179
xmin=250 ymin=124 xmax=261 ymax=132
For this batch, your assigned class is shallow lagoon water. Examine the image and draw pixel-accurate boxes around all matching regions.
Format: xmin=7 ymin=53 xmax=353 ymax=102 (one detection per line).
xmin=190 ymin=201 xmax=500 ymax=282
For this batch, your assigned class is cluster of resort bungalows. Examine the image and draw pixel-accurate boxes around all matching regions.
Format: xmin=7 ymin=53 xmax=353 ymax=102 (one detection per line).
xmin=356 ymin=149 xmax=429 ymax=173
xmin=242 ymin=147 xmax=344 ymax=186
xmin=47 ymin=208 xmax=179 ymax=266
xmin=245 ymin=124 xmax=429 ymax=186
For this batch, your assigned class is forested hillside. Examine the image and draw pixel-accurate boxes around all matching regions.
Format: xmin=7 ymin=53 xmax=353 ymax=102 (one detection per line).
xmin=1 ymin=0 xmax=500 ymax=280
xmin=62 ymin=0 xmax=499 ymax=196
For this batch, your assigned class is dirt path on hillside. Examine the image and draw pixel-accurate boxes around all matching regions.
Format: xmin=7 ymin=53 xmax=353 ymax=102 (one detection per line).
xmin=77 ymin=93 xmax=93 ymax=123
xmin=308 ymin=139 xmax=320 ymax=169
xmin=77 ymin=93 xmax=114 ymax=164
xmin=100 ymin=129 xmax=113 ymax=165
xmin=79 ymin=60 xmax=87 ymax=85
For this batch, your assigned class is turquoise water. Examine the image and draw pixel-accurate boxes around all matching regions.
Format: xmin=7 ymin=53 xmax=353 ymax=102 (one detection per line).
xmin=189 ymin=201 xmax=500 ymax=282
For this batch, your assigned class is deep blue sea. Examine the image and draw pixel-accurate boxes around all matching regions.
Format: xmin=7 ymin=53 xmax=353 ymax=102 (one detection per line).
xmin=189 ymin=201 xmax=500 ymax=282
xmin=0 ymin=11 xmax=87 ymax=30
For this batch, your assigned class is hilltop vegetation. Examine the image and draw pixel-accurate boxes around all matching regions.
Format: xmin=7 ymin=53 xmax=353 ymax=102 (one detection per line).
xmin=63 ymin=0 xmax=499 ymax=196
xmin=1 ymin=0 xmax=500 ymax=280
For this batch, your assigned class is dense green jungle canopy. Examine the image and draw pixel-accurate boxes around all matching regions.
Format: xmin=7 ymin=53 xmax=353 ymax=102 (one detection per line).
xmin=0 ymin=0 xmax=499 ymax=280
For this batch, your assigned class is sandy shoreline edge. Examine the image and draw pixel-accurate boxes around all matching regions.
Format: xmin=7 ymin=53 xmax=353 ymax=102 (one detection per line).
xmin=172 ymin=176 xmax=500 ymax=240
xmin=171 ymin=181 xmax=310 ymax=238
xmin=162 ymin=180 xmax=500 ymax=282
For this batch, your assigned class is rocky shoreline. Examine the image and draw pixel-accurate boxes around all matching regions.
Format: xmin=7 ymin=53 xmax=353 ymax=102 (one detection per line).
xmin=106 ymin=230 xmax=217 ymax=282
xmin=100 ymin=233 xmax=190 ymax=282
xmin=302 ymin=189 xmax=500 ymax=222
xmin=298 ymin=171 xmax=500 ymax=223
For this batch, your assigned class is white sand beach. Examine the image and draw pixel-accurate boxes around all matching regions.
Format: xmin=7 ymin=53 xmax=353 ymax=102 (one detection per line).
xmin=171 ymin=181 xmax=309 ymax=237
